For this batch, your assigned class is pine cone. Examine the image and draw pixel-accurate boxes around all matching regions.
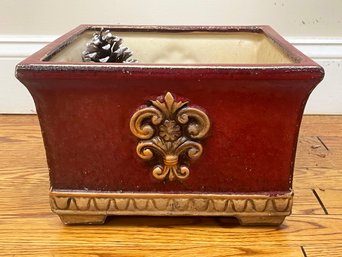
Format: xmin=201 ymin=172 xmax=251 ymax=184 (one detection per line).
xmin=82 ymin=28 xmax=137 ymax=63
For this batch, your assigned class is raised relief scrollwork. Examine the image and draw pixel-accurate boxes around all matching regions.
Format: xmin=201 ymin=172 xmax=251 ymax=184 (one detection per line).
xmin=130 ymin=92 xmax=210 ymax=181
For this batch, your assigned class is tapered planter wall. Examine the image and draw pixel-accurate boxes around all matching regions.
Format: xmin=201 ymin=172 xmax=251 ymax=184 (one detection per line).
xmin=16 ymin=25 xmax=324 ymax=225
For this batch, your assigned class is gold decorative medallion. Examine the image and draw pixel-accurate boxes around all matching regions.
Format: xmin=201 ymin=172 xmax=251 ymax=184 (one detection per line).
xmin=130 ymin=92 xmax=210 ymax=181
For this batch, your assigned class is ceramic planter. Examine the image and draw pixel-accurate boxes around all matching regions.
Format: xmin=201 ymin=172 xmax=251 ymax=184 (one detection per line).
xmin=16 ymin=25 xmax=324 ymax=225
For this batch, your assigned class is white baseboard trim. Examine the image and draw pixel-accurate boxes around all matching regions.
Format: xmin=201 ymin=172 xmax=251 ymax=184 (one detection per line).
xmin=0 ymin=35 xmax=58 ymax=57
xmin=286 ymin=37 xmax=342 ymax=59
xmin=1 ymin=35 xmax=342 ymax=114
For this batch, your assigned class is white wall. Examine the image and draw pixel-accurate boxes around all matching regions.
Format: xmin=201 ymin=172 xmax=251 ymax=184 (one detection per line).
xmin=1 ymin=0 xmax=341 ymax=113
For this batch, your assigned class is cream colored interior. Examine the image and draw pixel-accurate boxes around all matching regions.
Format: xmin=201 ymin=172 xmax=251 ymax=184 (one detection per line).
xmin=47 ymin=31 xmax=296 ymax=64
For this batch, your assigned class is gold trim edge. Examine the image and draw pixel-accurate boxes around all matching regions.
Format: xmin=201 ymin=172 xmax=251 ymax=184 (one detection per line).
xmin=50 ymin=190 xmax=293 ymax=217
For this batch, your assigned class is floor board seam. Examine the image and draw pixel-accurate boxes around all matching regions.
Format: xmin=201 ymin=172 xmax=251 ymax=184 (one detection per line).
xmin=312 ymin=189 xmax=329 ymax=215
xmin=300 ymin=246 xmax=308 ymax=257
xmin=317 ymin=136 xmax=330 ymax=151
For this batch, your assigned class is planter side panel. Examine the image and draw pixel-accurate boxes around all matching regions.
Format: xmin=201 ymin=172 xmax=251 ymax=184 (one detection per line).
xmin=24 ymin=74 xmax=315 ymax=193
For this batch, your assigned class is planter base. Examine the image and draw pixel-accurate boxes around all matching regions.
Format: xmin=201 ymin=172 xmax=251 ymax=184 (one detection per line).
xmin=59 ymin=214 xmax=107 ymax=225
xmin=50 ymin=190 xmax=293 ymax=226
xmin=237 ymin=216 xmax=286 ymax=226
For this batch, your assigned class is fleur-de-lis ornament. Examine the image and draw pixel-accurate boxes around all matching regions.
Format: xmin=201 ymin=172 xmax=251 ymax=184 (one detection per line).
xmin=130 ymin=92 xmax=210 ymax=181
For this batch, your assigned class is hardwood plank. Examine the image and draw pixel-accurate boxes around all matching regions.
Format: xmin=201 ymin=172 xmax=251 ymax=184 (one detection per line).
xmin=314 ymin=188 xmax=342 ymax=215
xmin=300 ymin=116 xmax=342 ymax=137
xmin=304 ymin=244 xmax=342 ymax=257
xmin=318 ymin=136 xmax=342 ymax=151
xmin=301 ymin=115 xmax=342 ymax=124
xmin=318 ymin=136 xmax=342 ymax=168
xmin=293 ymin=167 xmax=342 ymax=190
xmin=0 ymin=246 xmax=305 ymax=257
xmin=292 ymin=189 xmax=325 ymax=215
xmin=295 ymin=136 xmax=334 ymax=169
xmin=0 ymin=215 xmax=341 ymax=248
xmin=299 ymin=124 xmax=342 ymax=137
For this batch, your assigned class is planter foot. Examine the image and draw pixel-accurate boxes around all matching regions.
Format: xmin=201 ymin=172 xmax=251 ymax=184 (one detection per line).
xmin=237 ymin=216 xmax=286 ymax=226
xmin=58 ymin=214 xmax=107 ymax=225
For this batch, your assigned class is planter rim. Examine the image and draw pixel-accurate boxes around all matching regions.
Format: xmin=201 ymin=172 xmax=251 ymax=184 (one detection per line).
xmin=17 ymin=25 xmax=323 ymax=72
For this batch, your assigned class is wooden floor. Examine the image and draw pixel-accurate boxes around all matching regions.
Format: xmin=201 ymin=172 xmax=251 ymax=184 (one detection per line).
xmin=0 ymin=115 xmax=341 ymax=257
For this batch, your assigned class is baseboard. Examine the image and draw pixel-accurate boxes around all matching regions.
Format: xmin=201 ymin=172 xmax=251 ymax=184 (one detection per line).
xmin=0 ymin=35 xmax=58 ymax=58
xmin=1 ymin=35 xmax=342 ymax=114
xmin=286 ymin=37 xmax=342 ymax=59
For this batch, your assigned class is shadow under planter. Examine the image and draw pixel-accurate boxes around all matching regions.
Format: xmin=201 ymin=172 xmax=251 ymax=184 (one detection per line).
xmin=16 ymin=25 xmax=324 ymax=225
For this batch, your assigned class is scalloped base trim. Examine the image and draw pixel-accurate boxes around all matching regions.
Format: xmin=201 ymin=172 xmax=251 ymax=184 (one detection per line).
xmin=50 ymin=190 xmax=293 ymax=226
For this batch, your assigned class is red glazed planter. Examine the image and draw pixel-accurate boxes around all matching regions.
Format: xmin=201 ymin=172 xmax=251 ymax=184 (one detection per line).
xmin=16 ymin=25 xmax=324 ymax=225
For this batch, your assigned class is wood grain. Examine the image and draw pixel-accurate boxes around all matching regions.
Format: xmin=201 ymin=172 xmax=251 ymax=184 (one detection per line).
xmin=293 ymin=167 xmax=342 ymax=190
xmin=314 ymin=189 xmax=342 ymax=214
xmin=318 ymin=136 xmax=342 ymax=167
xmin=1 ymin=115 xmax=342 ymax=256
xmin=304 ymin=244 xmax=342 ymax=257
xmin=0 ymin=246 xmax=305 ymax=257
xmin=300 ymin=116 xmax=342 ymax=137
xmin=295 ymin=136 xmax=335 ymax=169
xmin=292 ymin=189 xmax=325 ymax=215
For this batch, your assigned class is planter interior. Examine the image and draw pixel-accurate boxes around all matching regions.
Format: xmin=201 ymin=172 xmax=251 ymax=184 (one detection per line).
xmin=16 ymin=25 xmax=324 ymax=226
xmin=48 ymin=30 xmax=295 ymax=64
